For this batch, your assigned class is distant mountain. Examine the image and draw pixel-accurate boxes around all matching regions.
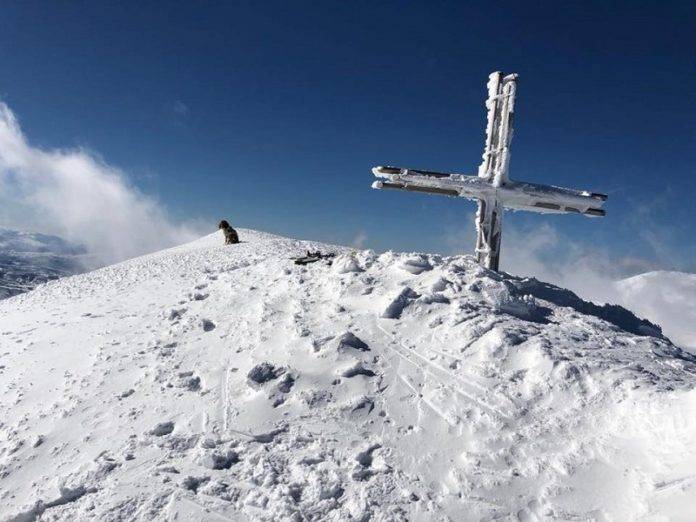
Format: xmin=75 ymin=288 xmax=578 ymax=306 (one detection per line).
xmin=0 ymin=228 xmax=89 ymax=299
xmin=615 ymin=270 xmax=696 ymax=352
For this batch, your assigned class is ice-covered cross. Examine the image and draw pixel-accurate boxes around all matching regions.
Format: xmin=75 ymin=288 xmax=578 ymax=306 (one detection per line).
xmin=371 ymin=71 xmax=607 ymax=271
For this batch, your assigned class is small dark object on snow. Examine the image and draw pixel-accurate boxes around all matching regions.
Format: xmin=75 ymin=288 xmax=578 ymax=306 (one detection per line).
xmin=218 ymin=220 xmax=239 ymax=245
xmin=293 ymin=250 xmax=336 ymax=266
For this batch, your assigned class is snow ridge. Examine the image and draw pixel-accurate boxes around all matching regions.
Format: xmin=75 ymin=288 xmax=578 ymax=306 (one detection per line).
xmin=1 ymin=229 xmax=695 ymax=520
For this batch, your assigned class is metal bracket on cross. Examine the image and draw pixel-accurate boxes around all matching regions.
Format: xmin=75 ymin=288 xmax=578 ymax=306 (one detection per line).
xmin=371 ymin=71 xmax=607 ymax=271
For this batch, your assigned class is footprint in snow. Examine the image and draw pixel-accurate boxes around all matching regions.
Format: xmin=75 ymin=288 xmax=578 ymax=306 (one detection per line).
xmin=246 ymin=363 xmax=296 ymax=406
xmin=381 ymin=287 xmax=420 ymax=319
xmin=399 ymin=255 xmax=432 ymax=275
xmin=176 ymin=372 xmax=201 ymax=391
xmin=346 ymin=397 xmax=374 ymax=418
xmin=352 ymin=443 xmax=385 ymax=481
xmin=337 ymin=332 xmax=370 ymax=352
xmin=252 ymin=425 xmax=287 ymax=443
xmin=200 ymin=319 xmax=215 ymax=332
xmin=182 ymin=475 xmax=210 ymax=493
xmin=269 ymin=374 xmax=296 ymax=407
xmin=156 ymin=342 xmax=177 ymax=358
xmin=340 ymin=362 xmax=377 ymax=378
xmin=312 ymin=335 xmax=335 ymax=352
xmin=197 ymin=447 xmax=239 ymax=470
xmin=118 ymin=388 xmax=135 ymax=399
xmin=167 ymin=308 xmax=187 ymax=321
xmin=355 ymin=443 xmax=381 ymax=466
xmin=246 ymin=362 xmax=284 ymax=388
xmin=150 ymin=421 xmax=175 ymax=436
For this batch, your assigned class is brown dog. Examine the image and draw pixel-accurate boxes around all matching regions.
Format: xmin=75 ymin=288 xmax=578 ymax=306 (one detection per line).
xmin=218 ymin=220 xmax=239 ymax=245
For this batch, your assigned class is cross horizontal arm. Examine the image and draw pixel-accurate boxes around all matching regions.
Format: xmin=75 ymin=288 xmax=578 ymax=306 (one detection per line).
xmin=372 ymin=166 xmax=607 ymax=217
xmin=504 ymin=180 xmax=607 ymax=216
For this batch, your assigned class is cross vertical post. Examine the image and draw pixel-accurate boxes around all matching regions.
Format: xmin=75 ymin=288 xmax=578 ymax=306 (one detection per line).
xmin=475 ymin=72 xmax=517 ymax=270
xmin=475 ymin=198 xmax=503 ymax=271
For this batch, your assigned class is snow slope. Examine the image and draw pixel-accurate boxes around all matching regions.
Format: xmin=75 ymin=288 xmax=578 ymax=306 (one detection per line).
xmin=1 ymin=229 xmax=695 ymax=521
xmin=0 ymin=229 xmax=88 ymax=300
xmin=615 ymin=271 xmax=696 ymax=353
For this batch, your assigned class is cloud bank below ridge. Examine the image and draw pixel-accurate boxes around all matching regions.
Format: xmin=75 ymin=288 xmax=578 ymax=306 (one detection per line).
xmin=0 ymin=102 xmax=201 ymax=266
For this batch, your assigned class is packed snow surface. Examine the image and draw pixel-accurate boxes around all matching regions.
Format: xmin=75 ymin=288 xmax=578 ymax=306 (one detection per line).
xmin=1 ymin=229 xmax=695 ymax=521
xmin=615 ymin=271 xmax=696 ymax=353
xmin=0 ymin=228 xmax=87 ymax=299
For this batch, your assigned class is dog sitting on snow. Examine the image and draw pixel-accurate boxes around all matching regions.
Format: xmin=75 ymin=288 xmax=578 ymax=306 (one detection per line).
xmin=218 ymin=220 xmax=239 ymax=245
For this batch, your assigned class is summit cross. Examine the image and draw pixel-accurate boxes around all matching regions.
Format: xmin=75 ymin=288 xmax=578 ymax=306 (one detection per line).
xmin=371 ymin=71 xmax=607 ymax=271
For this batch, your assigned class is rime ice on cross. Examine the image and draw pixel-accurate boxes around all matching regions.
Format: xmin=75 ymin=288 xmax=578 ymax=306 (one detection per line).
xmin=372 ymin=71 xmax=607 ymax=271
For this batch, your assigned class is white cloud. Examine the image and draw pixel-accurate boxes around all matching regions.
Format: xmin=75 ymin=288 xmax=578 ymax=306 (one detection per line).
xmin=0 ymin=102 xmax=203 ymax=266
xmin=351 ymin=231 xmax=368 ymax=249
xmin=500 ymin=222 xmax=620 ymax=303
xmin=173 ymin=100 xmax=189 ymax=116
xmin=171 ymin=100 xmax=190 ymax=127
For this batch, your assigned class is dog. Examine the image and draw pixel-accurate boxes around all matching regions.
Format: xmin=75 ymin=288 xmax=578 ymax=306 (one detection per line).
xmin=218 ymin=220 xmax=239 ymax=245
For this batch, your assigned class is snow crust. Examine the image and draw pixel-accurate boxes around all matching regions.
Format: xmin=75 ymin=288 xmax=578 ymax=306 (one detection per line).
xmin=1 ymin=229 xmax=695 ymax=520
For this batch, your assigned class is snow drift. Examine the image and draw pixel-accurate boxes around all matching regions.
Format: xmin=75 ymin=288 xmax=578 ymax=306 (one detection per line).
xmin=1 ymin=229 xmax=695 ymax=521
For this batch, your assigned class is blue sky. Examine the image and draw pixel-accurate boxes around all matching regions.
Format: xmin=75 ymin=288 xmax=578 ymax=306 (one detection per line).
xmin=1 ymin=1 xmax=695 ymax=272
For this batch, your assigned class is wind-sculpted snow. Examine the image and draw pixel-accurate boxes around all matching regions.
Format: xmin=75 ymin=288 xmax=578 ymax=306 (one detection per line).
xmin=1 ymin=229 xmax=695 ymax=521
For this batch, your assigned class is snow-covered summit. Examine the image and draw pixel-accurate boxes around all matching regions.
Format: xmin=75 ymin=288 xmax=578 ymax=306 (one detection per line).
xmin=1 ymin=229 xmax=695 ymax=521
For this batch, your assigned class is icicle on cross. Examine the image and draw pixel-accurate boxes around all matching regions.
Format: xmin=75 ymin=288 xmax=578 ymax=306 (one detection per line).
xmin=371 ymin=71 xmax=607 ymax=271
